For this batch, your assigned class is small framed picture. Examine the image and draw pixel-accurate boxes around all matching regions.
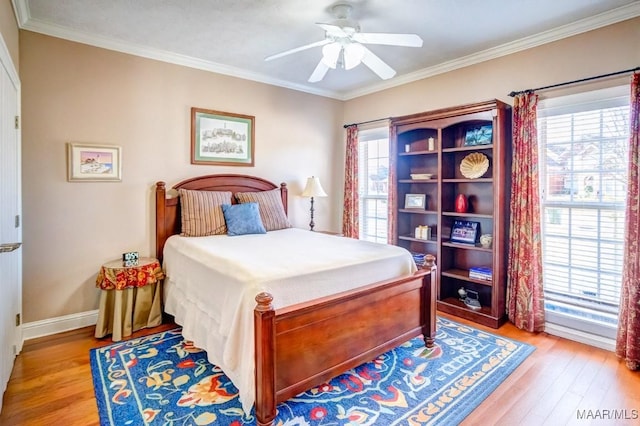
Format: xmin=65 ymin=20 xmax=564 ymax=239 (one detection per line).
xmin=404 ymin=194 xmax=426 ymax=209
xmin=450 ymin=220 xmax=481 ymax=244
xmin=67 ymin=143 xmax=122 ymax=182
xmin=464 ymin=125 xmax=493 ymax=146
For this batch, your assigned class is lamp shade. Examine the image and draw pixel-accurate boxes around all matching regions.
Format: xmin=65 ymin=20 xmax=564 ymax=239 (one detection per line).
xmin=343 ymin=42 xmax=365 ymax=70
xmin=302 ymin=176 xmax=328 ymax=198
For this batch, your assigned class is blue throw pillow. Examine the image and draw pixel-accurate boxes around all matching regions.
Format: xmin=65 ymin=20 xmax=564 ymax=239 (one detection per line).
xmin=221 ymin=203 xmax=267 ymax=236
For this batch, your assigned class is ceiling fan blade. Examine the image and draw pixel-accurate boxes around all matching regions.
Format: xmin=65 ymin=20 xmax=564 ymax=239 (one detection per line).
xmin=316 ymin=23 xmax=348 ymax=38
xmin=353 ymin=32 xmax=423 ymax=47
xmin=308 ymin=60 xmax=330 ymax=82
xmin=265 ymin=39 xmax=331 ymax=61
xmin=360 ymin=46 xmax=396 ymax=80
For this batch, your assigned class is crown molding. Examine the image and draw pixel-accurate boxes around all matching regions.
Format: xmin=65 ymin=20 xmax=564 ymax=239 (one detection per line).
xmin=11 ymin=0 xmax=29 ymax=27
xmin=13 ymin=0 xmax=640 ymax=101
xmin=342 ymin=2 xmax=640 ymax=100
xmin=14 ymin=3 xmax=344 ymax=100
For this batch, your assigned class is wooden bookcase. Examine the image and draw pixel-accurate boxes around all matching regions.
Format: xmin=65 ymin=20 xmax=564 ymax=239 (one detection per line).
xmin=390 ymin=99 xmax=512 ymax=328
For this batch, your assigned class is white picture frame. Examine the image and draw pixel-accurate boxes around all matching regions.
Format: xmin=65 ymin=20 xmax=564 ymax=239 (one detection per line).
xmin=404 ymin=193 xmax=426 ymax=209
xmin=67 ymin=142 xmax=122 ymax=182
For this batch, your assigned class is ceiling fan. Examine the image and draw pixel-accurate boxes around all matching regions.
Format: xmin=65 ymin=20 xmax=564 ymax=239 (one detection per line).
xmin=265 ymin=3 xmax=423 ymax=83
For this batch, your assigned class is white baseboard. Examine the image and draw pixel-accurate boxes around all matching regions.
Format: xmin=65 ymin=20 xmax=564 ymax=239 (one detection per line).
xmin=19 ymin=310 xmax=617 ymax=354
xmin=545 ymin=322 xmax=616 ymax=352
xmin=22 ymin=310 xmax=99 ymax=342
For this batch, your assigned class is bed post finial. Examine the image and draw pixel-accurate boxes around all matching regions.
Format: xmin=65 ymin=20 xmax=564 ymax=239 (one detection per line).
xmin=255 ymin=292 xmax=274 ymax=311
xmin=424 ymin=254 xmax=436 ymax=269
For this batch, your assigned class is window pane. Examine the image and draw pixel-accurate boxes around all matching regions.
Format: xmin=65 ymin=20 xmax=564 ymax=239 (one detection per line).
xmin=358 ymin=131 xmax=389 ymax=243
xmin=539 ymin=94 xmax=629 ymax=331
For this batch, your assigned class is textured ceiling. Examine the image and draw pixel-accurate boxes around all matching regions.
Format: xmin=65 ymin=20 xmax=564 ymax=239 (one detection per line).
xmin=13 ymin=0 xmax=640 ymax=99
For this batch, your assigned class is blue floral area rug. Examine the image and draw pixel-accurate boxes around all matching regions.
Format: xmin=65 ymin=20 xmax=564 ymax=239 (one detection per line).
xmin=90 ymin=317 xmax=534 ymax=425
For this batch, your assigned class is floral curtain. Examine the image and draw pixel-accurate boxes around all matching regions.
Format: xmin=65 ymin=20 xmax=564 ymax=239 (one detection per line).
xmin=506 ymin=92 xmax=545 ymax=332
xmin=342 ymin=125 xmax=359 ymax=238
xmin=616 ymin=73 xmax=640 ymax=371
xmin=387 ymin=123 xmax=397 ymax=243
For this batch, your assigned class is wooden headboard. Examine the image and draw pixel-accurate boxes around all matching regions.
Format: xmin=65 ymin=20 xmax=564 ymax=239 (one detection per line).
xmin=155 ymin=174 xmax=288 ymax=262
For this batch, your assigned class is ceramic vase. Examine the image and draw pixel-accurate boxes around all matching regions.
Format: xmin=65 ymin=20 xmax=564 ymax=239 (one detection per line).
xmin=455 ymin=194 xmax=467 ymax=213
xmin=480 ymin=234 xmax=493 ymax=248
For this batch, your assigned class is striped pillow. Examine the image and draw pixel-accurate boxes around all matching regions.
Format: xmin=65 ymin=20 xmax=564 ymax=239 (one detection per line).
xmin=235 ymin=188 xmax=291 ymax=231
xmin=179 ymin=189 xmax=232 ymax=236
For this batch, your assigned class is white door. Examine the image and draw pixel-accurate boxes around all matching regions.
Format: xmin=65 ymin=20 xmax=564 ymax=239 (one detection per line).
xmin=0 ymin=35 xmax=22 ymax=414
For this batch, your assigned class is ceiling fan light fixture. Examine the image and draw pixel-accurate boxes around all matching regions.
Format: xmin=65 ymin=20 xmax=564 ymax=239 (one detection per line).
xmin=343 ymin=42 xmax=365 ymax=70
xmin=321 ymin=42 xmax=341 ymax=69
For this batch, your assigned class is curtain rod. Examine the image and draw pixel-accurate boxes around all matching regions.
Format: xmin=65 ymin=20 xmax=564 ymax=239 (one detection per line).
xmin=343 ymin=117 xmax=393 ymax=128
xmin=508 ymin=66 xmax=640 ymax=97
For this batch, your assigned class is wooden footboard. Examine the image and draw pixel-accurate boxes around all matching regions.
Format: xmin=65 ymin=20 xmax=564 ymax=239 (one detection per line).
xmin=254 ymin=266 xmax=436 ymax=426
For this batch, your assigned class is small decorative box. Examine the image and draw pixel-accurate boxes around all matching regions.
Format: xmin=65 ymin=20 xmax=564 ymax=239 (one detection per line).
xmin=414 ymin=225 xmax=431 ymax=240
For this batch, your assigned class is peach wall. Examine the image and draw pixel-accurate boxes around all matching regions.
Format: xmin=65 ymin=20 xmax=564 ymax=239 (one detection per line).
xmin=19 ymin=16 xmax=640 ymax=324
xmin=20 ymin=31 xmax=343 ymax=322
xmin=344 ymin=17 xmax=640 ymax=123
xmin=0 ymin=0 xmax=18 ymax=70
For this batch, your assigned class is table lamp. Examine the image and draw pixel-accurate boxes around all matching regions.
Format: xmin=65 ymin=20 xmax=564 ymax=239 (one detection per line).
xmin=301 ymin=176 xmax=327 ymax=231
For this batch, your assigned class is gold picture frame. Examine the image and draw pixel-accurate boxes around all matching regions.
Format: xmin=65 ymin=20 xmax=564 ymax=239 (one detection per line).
xmin=191 ymin=107 xmax=255 ymax=166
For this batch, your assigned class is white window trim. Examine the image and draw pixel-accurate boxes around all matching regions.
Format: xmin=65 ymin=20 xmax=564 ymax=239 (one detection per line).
xmin=544 ymin=322 xmax=615 ymax=352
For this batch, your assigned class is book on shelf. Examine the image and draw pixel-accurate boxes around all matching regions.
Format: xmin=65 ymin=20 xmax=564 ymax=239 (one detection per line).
xmin=469 ymin=266 xmax=492 ymax=281
xmin=469 ymin=272 xmax=492 ymax=281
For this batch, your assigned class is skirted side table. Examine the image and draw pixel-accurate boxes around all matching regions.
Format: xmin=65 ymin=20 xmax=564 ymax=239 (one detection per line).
xmin=95 ymin=257 xmax=164 ymax=341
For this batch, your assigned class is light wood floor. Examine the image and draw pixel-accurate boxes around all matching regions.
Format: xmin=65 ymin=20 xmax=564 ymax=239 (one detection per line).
xmin=1 ymin=314 xmax=638 ymax=426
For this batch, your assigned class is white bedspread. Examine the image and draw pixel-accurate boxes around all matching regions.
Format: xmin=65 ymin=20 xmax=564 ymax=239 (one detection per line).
xmin=162 ymin=228 xmax=416 ymax=413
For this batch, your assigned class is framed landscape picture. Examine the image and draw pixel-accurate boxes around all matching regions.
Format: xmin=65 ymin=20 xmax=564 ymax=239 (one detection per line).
xmin=191 ymin=107 xmax=255 ymax=166
xmin=67 ymin=143 xmax=122 ymax=182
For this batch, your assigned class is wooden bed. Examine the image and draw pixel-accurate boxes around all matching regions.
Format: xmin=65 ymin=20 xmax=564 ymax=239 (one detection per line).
xmin=155 ymin=174 xmax=436 ymax=426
